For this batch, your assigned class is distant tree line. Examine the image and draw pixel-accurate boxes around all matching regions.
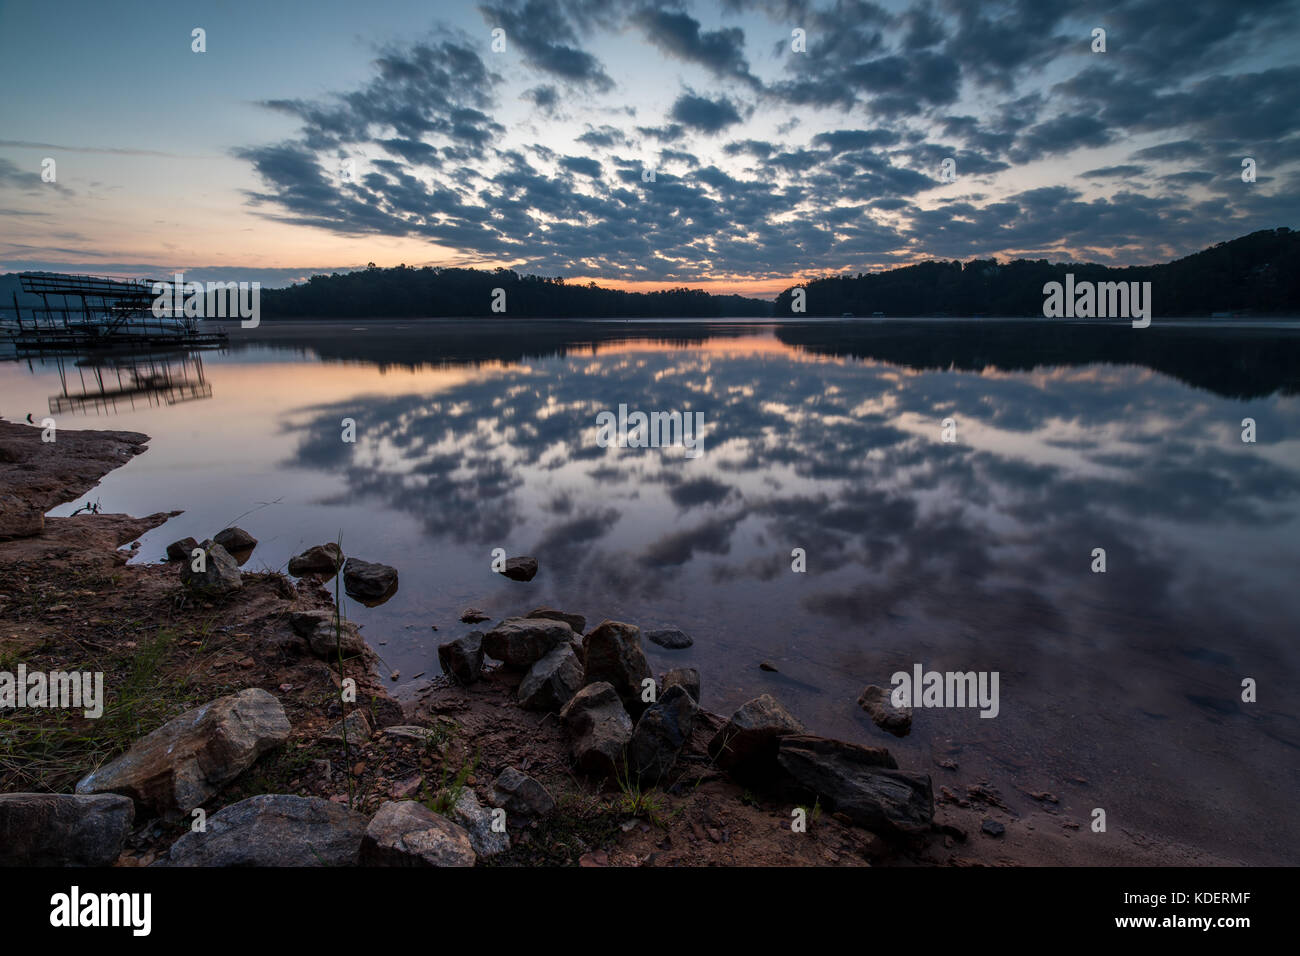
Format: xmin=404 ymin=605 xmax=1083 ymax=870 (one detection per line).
xmin=773 ymin=228 xmax=1300 ymax=317
xmin=260 ymin=265 xmax=769 ymax=318
xmin=255 ymin=228 xmax=1299 ymax=320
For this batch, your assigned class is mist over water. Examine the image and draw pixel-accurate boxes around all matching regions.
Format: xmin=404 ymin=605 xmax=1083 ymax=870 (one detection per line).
xmin=5 ymin=317 xmax=1298 ymax=864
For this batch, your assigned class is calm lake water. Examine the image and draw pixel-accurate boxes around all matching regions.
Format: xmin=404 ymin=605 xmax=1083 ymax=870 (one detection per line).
xmin=4 ymin=317 xmax=1299 ymax=864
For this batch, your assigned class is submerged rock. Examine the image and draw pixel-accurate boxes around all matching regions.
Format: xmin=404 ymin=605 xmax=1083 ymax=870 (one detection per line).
xmin=582 ymin=620 xmax=652 ymax=719
xmin=288 ymin=543 xmax=344 ymax=576
xmin=438 ymin=632 xmax=484 ymax=685
xmin=179 ymin=540 xmax=243 ymax=595
xmin=707 ymin=694 xmax=805 ymax=782
xmin=76 ymin=688 xmax=291 ymax=817
xmin=0 ymin=793 xmax=134 ymax=866
xmin=167 ymin=794 xmax=368 ymax=866
xmin=775 ymin=735 xmax=931 ymax=837
xmin=482 ymin=617 xmax=574 ymax=670
xmin=460 ymin=607 xmax=491 ymax=624
xmin=342 ymin=558 xmax=399 ymax=601
xmin=499 ymin=556 xmax=538 ymax=581
xmin=361 ymin=800 xmax=476 ymax=867
xmin=646 ymin=627 xmax=693 ymax=649
xmin=518 ymin=643 xmax=583 ymax=712
xmin=559 ymin=682 xmax=633 ymax=778
xmin=857 ymin=684 xmax=913 ymax=737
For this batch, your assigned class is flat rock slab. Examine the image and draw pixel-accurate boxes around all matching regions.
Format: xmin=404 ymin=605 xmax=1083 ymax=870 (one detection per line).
xmin=775 ymin=734 xmax=932 ymax=837
xmin=361 ymin=800 xmax=476 ymax=867
xmin=166 ymin=794 xmax=368 ymax=866
xmin=76 ymin=688 xmax=291 ymax=817
xmin=0 ymin=793 xmax=134 ymax=866
xmin=483 ymin=617 xmax=574 ymax=670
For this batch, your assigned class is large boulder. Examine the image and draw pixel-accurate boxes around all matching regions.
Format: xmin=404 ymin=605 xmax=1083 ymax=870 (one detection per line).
xmin=482 ymin=617 xmax=574 ymax=670
xmin=526 ymin=606 xmax=586 ymax=634
xmin=360 ymin=801 xmax=476 ymax=867
xmin=499 ymin=556 xmax=538 ymax=581
xmin=76 ymin=688 xmax=291 ymax=817
xmin=0 ymin=492 xmax=43 ymax=540
xmin=445 ymin=789 xmax=509 ymax=858
xmin=437 ymin=632 xmax=484 ymax=685
xmin=629 ymin=684 xmax=698 ymax=784
xmin=289 ymin=609 xmax=367 ymax=658
xmin=179 ymin=540 xmax=242 ymax=596
xmin=0 ymin=793 xmax=134 ymax=866
xmin=166 ymin=794 xmax=368 ymax=866
xmin=288 ymin=543 xmax=344 ymax=576
xmin=707 ymin=694 xmax=806 ymax=782
xmin=491 ymin=767 xmax=555 ymax=821
xmin=559 ymin=682 xmax=632 ymax=778
xmin=342 ymin=558 xmax=399 ymax=601
xmin=517 ymin=643 xmax=583 ymax=712
xmin=775 ymin=735 xmax=932 ymax=837
xmin=582 ymin=620 xmax=652 ymax=719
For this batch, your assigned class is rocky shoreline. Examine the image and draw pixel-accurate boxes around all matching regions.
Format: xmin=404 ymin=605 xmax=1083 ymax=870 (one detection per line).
xmin=0 ymin=418 xmax=1224 ymax=867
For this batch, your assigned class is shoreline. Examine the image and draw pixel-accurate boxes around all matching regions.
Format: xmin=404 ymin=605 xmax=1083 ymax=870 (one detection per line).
xmin=0 ymin=417 xmax=1237 ymax=867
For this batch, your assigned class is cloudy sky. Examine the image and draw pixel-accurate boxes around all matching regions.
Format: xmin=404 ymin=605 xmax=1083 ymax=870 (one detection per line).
xmin=1 ymin=0 xmax=1297 ymax=296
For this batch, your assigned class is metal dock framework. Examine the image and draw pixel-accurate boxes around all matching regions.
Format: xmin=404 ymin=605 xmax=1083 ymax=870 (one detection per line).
xmin=7 ymin=272 xmax=229 ymax=351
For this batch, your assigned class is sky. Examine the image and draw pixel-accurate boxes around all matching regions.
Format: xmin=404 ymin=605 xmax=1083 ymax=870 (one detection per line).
xmin=1 ymin=0 xmax=1298 ymax=297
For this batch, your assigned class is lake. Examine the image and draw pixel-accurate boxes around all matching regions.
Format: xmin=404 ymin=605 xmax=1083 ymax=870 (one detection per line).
xmin=4 ymin=317 xmax=1299 ymax=864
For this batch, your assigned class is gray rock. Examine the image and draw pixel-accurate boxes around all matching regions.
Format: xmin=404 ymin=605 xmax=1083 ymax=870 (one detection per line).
xmin=526 ymin=606 xmax=586 ymax=634
xmin=446 ymin=789 xmax=509 ymax=857
xmin=360 ymin=800 xmax=476 ymax=867
xmin=213 ymin=526 xmax=257 ymax=554
xmin=517 ymin=643 xmax=583 ymax=712
xmin=166 ymin=794 xmax=368 ymax=866
xmin=342 ymin=557 xmax=399 ymax=600
xmin=630 ymin=684 xmax=698 ymax=784
xmin=179 ymin=540 xmax=243 ymax=596
xmin=582 ymin=620 xmax=653 ymax=719
xmin=321 ymin=710 xmax=372 ymax=746
xmin=646 ymin=627 xmax=693 ymax=649
xmin=460 ymin=607 xmax=490 ymax=624
xmin=437 ymin=632 xmax=484 ymax=685
xmin=165 ymin=536 xmax=199 ymax=562
xmin=707 ymin=694 xmax=806 ymax=782
xmin=663 ymin=667 xmax=701 ymax=705
xmin=76 ymin=688 xmax=291 ymax=817
xmin=775 ymin=735 xmax=931 ymax=837
xmin=491 ymin=767 xmax=555 ymax=821
xmin=288 ymin=543 xmax=344 ymax=576
xmin=0 ymin=793 xmax=134 ymax=866
xmin=559 ymin=682 xmax=632 ymax=778
xmin=982 ymin=819 xmax=1005 ymax=838
xmin=499 ymin=556 xmax=538 ymax=581
xmin=482 ymin=617 xmax=574 ymax=670
xmin=289 ymin=609 xmax=367 ymax=658
xmin=858 ymin=684 xmax=913 ymax=737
